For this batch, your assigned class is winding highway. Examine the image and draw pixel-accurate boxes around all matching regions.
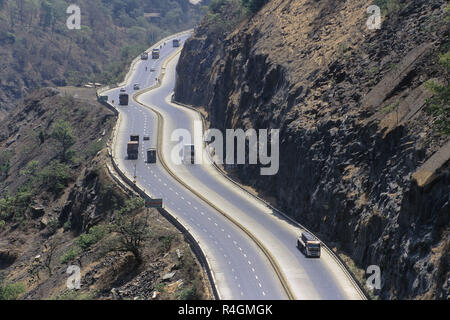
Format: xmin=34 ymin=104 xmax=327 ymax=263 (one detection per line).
xmin=102 ymin=31 xmax=365 ymax=300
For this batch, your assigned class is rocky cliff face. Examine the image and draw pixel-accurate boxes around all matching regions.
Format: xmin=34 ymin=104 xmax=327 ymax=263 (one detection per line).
xmin=175 ymin=0 xmax=449 ymax=299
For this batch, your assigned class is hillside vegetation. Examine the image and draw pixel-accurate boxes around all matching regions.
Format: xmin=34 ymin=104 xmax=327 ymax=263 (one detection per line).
xmin=0 ymin=0 xmax=207 ymax=116
xmin=0 ymin=88 xmax=210 ymax=300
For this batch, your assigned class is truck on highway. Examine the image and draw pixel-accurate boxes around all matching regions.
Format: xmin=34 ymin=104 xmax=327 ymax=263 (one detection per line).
xmin=182 ymin=144 xmax=195 ymax=164
xmin=127 ymin=134 xmax=140 ymax=160
xmin=297 ymin=232 xmax=321 ymax=258
xmin=127 ymin=141 xmax=139 ymax=160
xmin=172 ymin=39 xmax=180 ymax=47
xmin=152 ymin=48 xmax=160 ymax=59
xmin=141 ymin=52 xmax=148 ymax=60
xmin=119 ymin=93 xmax=129 ymax=106
xmin=147 ymin=148 xmax=157 ymax=163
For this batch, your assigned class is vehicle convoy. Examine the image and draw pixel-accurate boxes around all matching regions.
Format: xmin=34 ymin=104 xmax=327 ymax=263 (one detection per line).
xmin=141 ymin=52 xmax=148 ymax=60
xmin=297 ymin=232 xmax=321 ymax=257
xmin=152 ymin=48 xmax=160 ymax=59
xmin=119 ymin=92 xmax=129 ymax=106
xmin=127 ymin=134 xmax=140 ymax=160
xmin=182 ymin=144 xmax=195 ymax=164
xmin=172 ymin=39 xmax=180 ymax=47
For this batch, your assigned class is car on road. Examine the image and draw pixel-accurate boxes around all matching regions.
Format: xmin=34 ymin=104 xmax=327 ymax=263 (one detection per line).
xmin=133 ymin=83 xmax=140 ymax=90
xmin=143 ymin=136 xmax=150 ymax=141
xmin=150 ymin=67 xmax=156 ymax=72
xmin=120 ymin=88 xmax=126 ymax=93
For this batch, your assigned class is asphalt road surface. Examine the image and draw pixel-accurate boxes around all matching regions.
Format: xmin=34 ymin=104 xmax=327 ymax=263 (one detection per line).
xmin=104 ymin=32 xmax=364 ymax=300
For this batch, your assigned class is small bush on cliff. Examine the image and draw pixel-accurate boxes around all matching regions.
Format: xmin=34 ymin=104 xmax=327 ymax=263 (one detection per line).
xmin=241 ymin=0 xmax=269 ymax=13
xmin=176 ymin=285 xmax=199 ymax=300
xmin=38 ymin=161 xmax=73 ymax=195
xmin=0 ymin=275 xmax=25 ymax=300
xmin=206 ymin=0 xmax=248 ymax=35
xmin=75 ymin=224 xmax=108 ymax=251
xmin=60 ymin=247 xmax=80 ymax=264
xmin=209 ymin=0 xmax=229 ymax=13
xmin=375 ymin=0 xmax=402 ymax=15
xmin=118 ymin=198 xmax=145 ymax=215
xmin=439 ymin=52 xmax=450 ymax=78
xmin=425 ymin=81 xmax=450 ymax=135
xmin=0 ymin=150 xmax=11 ymax=179
xmin=424 ymin=51 xmax=450 ymax=135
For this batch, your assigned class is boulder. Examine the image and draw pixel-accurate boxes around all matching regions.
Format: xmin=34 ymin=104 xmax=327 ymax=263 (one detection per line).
xmin=30 ymin=205 xmax=45 ymax=218
xmin=162 ymin=271 xmax=176 ymax=281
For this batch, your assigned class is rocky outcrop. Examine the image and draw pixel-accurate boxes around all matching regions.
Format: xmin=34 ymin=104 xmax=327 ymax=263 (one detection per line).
xmin=58 ymin=164 xmax=119 ymax=233
xmin=175 ymin=0 xmax=449 ymax=299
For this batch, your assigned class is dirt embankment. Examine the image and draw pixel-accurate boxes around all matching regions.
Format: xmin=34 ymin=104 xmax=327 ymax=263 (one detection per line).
xmin=175 ymin=0 xmax=449 ymax=299
xmin=0 ymin=88 xmax=211 ymax=300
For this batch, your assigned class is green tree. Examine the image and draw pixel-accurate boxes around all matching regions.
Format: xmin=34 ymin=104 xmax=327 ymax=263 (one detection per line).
xmin=51 ymin=120 xmax=75 ymax=162
xmin=40 ymin=1 xmax=55 ymax=30
xmin=21 ymin=160 xmax=39 ymax=180
xmin=0 ymin=150 xmax=12 ymax=179
xmin=109 ymin=198 xmax=148 ymax=264
xmin=39 ymin=160 xmax=72 ymax=194
xmin=0 ymin=273 xmax=25 ymax=300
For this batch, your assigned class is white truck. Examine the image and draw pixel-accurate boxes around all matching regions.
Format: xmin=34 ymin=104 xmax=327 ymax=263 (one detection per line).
xmin=297 ymin=232 xmax=321 ymax=258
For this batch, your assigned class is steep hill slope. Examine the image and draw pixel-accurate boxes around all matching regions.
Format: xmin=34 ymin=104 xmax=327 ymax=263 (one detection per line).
xmin=175 ymin=0 xmax=449 ymax=299
xmin=0 ymin=0 xmax=207 ymax=115
xmin=0 ymin=88 xmax=210 ymax=300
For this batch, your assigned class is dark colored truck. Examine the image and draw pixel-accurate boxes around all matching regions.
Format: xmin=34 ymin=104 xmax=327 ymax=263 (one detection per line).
xmin=119 ymin=93 xmax=129 ymax=106
xmin=147 ymin=148 xmax=157 ymax=163
xmin=152 ymin=48 xmax=160 ymax=59
xmin=127 ymin=134 xmax=140 ymax=159
xmin=141 ymin=52 xmax=148 ymax=60
xmin=297 ymin=232 xmax=321 ymax=258
xmin=172 ymin=39 xmax=180 ymax=47
xmin=127 ymin=141 xmax=139 ymax=159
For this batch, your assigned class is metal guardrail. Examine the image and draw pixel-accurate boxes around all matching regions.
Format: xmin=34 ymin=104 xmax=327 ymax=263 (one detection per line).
xmin=98 ymin=29 xmax=367 ymax=300
xmin=97 ymin=30 xmax=219 ymax=300
xmin=96 ymin=29 xmax=193 ymax=97
xmin=133 ymin=50 xmax=296 ymax=300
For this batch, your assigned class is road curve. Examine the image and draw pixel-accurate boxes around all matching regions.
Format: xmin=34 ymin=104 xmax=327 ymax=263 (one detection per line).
xmin=103 ymin=32 xmax=287 ymax=300
xmin=104 ymin=31 xmax=365 ymax=300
